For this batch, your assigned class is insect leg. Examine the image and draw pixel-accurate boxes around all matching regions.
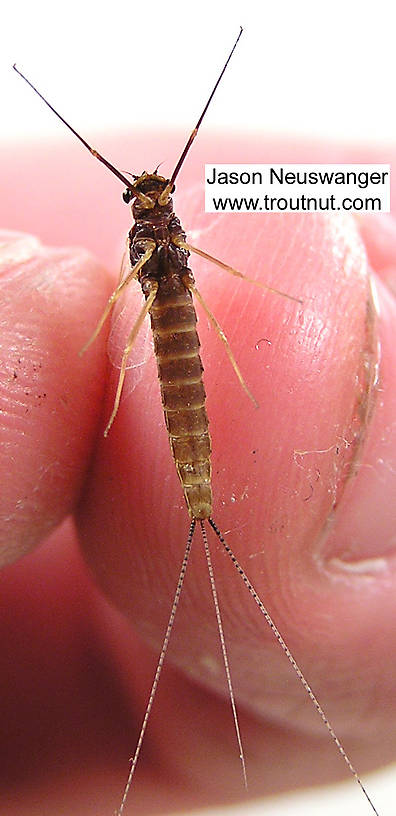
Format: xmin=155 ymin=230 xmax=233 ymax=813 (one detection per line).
xmin=182 ymin=273 xmax=258 ymax=408
xmin=117 ymin=235 xmax=132 ymax=285
xmin=79 ymin=241 xmax=156 ymax=356
xmin=174 ymin=237 xmax=302 ymax=304
xmin=103 ymin=280 xmax=158 ymax=437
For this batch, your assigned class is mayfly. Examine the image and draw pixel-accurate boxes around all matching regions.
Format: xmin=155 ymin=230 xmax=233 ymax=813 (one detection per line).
xmin=13 ymin=29 xmax=380 ymax=816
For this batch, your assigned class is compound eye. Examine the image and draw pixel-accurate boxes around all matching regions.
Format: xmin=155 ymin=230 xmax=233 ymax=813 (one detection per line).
xmin=123 ymin=188 xmax=133 ymax=204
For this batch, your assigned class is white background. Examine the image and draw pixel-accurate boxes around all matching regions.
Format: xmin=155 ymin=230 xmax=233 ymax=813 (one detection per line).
xmin=2 ymin=0 xmax=396 ymax=144
xmin=2 ymin=0 xmax=395 ymax=814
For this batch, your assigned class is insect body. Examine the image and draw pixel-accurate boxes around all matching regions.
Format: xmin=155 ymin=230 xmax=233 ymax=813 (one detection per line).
xmin=13 ymin=29 xmax=380 ymax=816
xmin=120 ymin=172 xmax=212 ymax=519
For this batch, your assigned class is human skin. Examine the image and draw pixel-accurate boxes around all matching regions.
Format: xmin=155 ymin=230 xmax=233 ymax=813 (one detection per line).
xmin=0 ymin=134 xmax=396 ymax=815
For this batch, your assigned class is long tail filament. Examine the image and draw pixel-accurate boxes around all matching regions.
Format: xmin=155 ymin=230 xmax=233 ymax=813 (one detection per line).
xmin=208 ymin=517 xmax=379 ymax=816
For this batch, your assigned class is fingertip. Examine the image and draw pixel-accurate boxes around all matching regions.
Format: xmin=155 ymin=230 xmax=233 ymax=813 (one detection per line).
xmin=77 ymin=191 xmax=394 ymax=735
xmin=77 ymin=211 xmax=370 ymax=623
xmin=0 ymin=231 xmax=112 ymax=565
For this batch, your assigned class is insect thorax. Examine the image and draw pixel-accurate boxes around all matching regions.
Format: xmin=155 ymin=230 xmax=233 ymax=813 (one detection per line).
xmin=127 ymin=173 xmax=189 ymax=282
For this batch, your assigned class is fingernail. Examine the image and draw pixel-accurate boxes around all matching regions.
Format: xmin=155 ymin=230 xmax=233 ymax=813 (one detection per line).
xmin=0 ymin=231 xmax=41 ymax=267
xmin=318 ymin=275 xmax=396 ymax=571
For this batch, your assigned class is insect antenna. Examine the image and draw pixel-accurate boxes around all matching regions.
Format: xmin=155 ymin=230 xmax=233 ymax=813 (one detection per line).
xmin=208 ymin=518 xmax=380 ymax=816
xmin=12 ymin=64 xmax=153 ymax=205
xmin=157 ymin=26 xmax=243 ymax=206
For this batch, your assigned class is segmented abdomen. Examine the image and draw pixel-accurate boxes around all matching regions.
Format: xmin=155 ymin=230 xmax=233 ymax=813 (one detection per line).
xmin=149 ymin=277 xmax=212 ymax=520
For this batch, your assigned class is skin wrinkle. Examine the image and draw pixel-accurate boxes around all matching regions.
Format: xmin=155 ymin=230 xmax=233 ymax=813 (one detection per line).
xmin=328 ymin=556 xmax=388 ymax=574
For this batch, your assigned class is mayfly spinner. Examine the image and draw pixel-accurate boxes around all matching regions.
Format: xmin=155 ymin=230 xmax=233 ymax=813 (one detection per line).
xmin=14 ymin=28 xmax=380 ymax=816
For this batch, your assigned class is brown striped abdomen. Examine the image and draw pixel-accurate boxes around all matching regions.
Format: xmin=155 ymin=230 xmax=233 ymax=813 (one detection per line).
xmin=149 ymin=276 xmax=212 ymax=519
